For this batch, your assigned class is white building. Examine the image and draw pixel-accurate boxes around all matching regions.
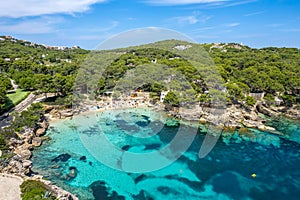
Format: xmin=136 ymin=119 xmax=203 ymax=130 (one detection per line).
xmin=160 ymin=90 xmax=169 ymax=103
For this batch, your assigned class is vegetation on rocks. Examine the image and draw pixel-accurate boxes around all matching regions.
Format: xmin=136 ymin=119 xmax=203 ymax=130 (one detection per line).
xmin=20 ymin=180 xmax=57 ymax=200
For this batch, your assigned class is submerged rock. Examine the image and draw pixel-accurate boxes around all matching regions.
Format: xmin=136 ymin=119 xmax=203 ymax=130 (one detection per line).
xmin=51 ymin=153 xmax=71 ymax=162
xmin=134 ymin=174 xmax=147 ymax=184
xmin=157 ymin=186 xmax=180 ymax=195
xmin=89 ymin=181 xmax=125 ymax=200
xmin=144 ymin=143 xmax=161 ymax=150
xmin=133 ymin=190 xmax=154 ymax=200
xmin=242 ymin=120 xmax=262 ymax=128
xmin=207 ymin=171 xmax=255 ymax=200
xmin=199 ymin=117 xmax=207 ymax=124
xmin=257 ymin=125 xmax=283 ymax=136
xmin=79 ymin=156 xmax=87 ymax=162
xmin=67 ymin=167 xmax=78 ymax=179
xmin=121 ymin=145 xmax=131 ymax=151
xmin=165 ymin=117 xmax=179 ymax=127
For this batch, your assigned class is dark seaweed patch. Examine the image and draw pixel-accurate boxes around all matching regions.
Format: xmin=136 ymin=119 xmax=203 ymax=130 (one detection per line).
xmin=89 ymin=181 xmax=125 ymax=200
xmin=134 ymin=174 xmax=147 ymax=184
xmin=81 ymin=125 xmax=100 ymax=136
xmin=133 ymin=190 xmax=154 ymax=200
xmin=115 ymin=120 xmax=140 ymax=132
xmin=211 ymin=171 xmax=245 ymax=200
xmin=157 ymin=186 xmax=180 ymax=195
xmin=144 ymin=144 xmax=161 ymax=150
xmin=79 ymin=156 xmax=87 ymax=162
xmin=51 ymin=153 xmax=71 ymax=162
xmin=122 ymin=145 xmax=131 ymax=151
xmin=141 ymin=115 xmax=150 ymax=121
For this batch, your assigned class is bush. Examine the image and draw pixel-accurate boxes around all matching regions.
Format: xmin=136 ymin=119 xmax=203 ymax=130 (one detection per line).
xmin=245 ymin=96 xmax=256 ymax=106
xmin=0 ymin=135 xmax=8 ymax=151
xmin=164 ymin=91 xmax=180 ymax=107
xmin=264 ymin=93 xmax=275 ymax=103
xmin=282 ymin=94 xmax=296 ymax=107
xmin=20 ymin=180 xmax=57 ymax=200
xmin=11 ymin=103 xmax=44 ymax=132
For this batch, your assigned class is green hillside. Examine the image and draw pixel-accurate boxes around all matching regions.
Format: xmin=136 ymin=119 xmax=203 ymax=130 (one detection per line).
xmin=1 ymin=37 xmax=299 ymax=112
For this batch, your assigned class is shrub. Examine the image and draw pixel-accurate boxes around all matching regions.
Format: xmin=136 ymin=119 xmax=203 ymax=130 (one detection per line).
xmin=20 ymin=180 xmax=57 ymax=200
xmin=264 ymin=93 xmax=275 ymax=103
xmin=245 ymin=96 xmax=256 ymax=106
xmin=282 ymin=94 xmax=296 ymax=107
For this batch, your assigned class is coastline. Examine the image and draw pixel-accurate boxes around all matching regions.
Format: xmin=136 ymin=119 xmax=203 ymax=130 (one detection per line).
xmin=1 ymin=98 xmax=299 ymax=200
xmin=30 ymin=101 xmax=300 ymax=199
xmin=45 ymin=98 xmax=300 ymax=136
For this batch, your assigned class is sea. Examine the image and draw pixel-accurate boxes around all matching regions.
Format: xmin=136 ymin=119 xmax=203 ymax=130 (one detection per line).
xmin=31 ymin=108 xmax=300 ymax=200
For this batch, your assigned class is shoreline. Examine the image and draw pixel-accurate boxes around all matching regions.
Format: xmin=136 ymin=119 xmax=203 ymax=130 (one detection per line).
xmin=45 ymin=99 xmax=300 ymax=135
xmin=42 ymin=100 xmax=300 ymax=151
xmin=1 ymin=99 xmax=299 ymax=200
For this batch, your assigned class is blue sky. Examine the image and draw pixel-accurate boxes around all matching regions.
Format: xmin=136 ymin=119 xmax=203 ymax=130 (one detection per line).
xmin=0 ymin=0 xmax=299 ymax=49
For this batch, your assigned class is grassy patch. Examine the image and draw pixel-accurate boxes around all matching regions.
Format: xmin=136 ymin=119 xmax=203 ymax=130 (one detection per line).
xmin=3 ymin=89 xmax=30 ymax=111
xmin=20 ymin=180 xmax=57 ymax=200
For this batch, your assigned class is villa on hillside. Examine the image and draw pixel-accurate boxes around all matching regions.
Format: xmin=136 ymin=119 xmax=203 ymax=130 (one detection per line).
xmin=160 ymin=91 xmax=169 ymax=103
xmin=249 ymin=92 xmax=265 ymax=101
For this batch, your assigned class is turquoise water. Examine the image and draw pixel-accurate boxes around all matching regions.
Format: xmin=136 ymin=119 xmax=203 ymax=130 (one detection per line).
xmin=32 ymin=108 xmax=300 ymax=200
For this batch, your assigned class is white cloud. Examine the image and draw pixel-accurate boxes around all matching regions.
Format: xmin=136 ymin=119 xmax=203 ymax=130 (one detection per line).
xmin=170 ymin=0 xmax=257 ymax=9
xmin=0 ymin=17 xmax=64 ymax=34
xmin=145 ymin=0 xmax=228 ymax=6
xmin=280 ymin=29 xmax=300 ymax=33
xmin=0 ymin=0 xmax=107 ymax=18
xmin=224 ymin=23 xmax=240 ymax=27
xmin=173 ymin=15 xmax=199 ymax=24
xmin=266 ymin=24 xmax=283 ymax=28
xmin=196 ymin=26 xmax=216 ymax=31
xmin=244 ymin=11 xmax=265 ymax=17
xmin=168 ymin=12 xmax=212 ymax=25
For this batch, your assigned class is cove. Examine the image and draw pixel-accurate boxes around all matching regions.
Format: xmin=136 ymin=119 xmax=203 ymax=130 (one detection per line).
xmin=31 ymin=108 xmax=300 ymax=200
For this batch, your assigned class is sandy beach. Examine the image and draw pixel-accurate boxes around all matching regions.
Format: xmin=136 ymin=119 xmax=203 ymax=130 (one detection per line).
xmin=0 ymin=173 xmax=23 ymax=200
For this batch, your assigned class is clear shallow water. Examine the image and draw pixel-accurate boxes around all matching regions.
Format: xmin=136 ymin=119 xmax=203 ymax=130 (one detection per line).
xmin=32 ymin=108 xmax=300 ymax=200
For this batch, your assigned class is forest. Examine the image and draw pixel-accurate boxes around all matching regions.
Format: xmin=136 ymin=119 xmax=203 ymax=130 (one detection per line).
xmin=0 ymin=36 xmax=299 ymax=113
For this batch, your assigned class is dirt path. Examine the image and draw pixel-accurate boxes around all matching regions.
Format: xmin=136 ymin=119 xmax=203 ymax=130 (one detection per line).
xmin=0 ymin=173 xmax=23 ymax=200
xmin=10 ymin=79 xmax=19 ymax=91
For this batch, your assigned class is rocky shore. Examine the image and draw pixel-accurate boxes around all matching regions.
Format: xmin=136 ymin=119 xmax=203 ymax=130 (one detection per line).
xmin=0 ymin=118 xmax=78 ymax=200
xmin=44 ymin=99 xmax=300 ymax=137
xmin=170 ymin=102 xmax=299 ymax=137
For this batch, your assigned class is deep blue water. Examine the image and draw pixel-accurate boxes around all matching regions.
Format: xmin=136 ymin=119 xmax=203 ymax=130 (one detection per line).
xmin=31 ymin=108 xmax=300 ymax=200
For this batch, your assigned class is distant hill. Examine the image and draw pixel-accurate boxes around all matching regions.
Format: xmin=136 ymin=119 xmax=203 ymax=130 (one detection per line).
xmin=0 ymin=36 xmax=299 ymax=112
